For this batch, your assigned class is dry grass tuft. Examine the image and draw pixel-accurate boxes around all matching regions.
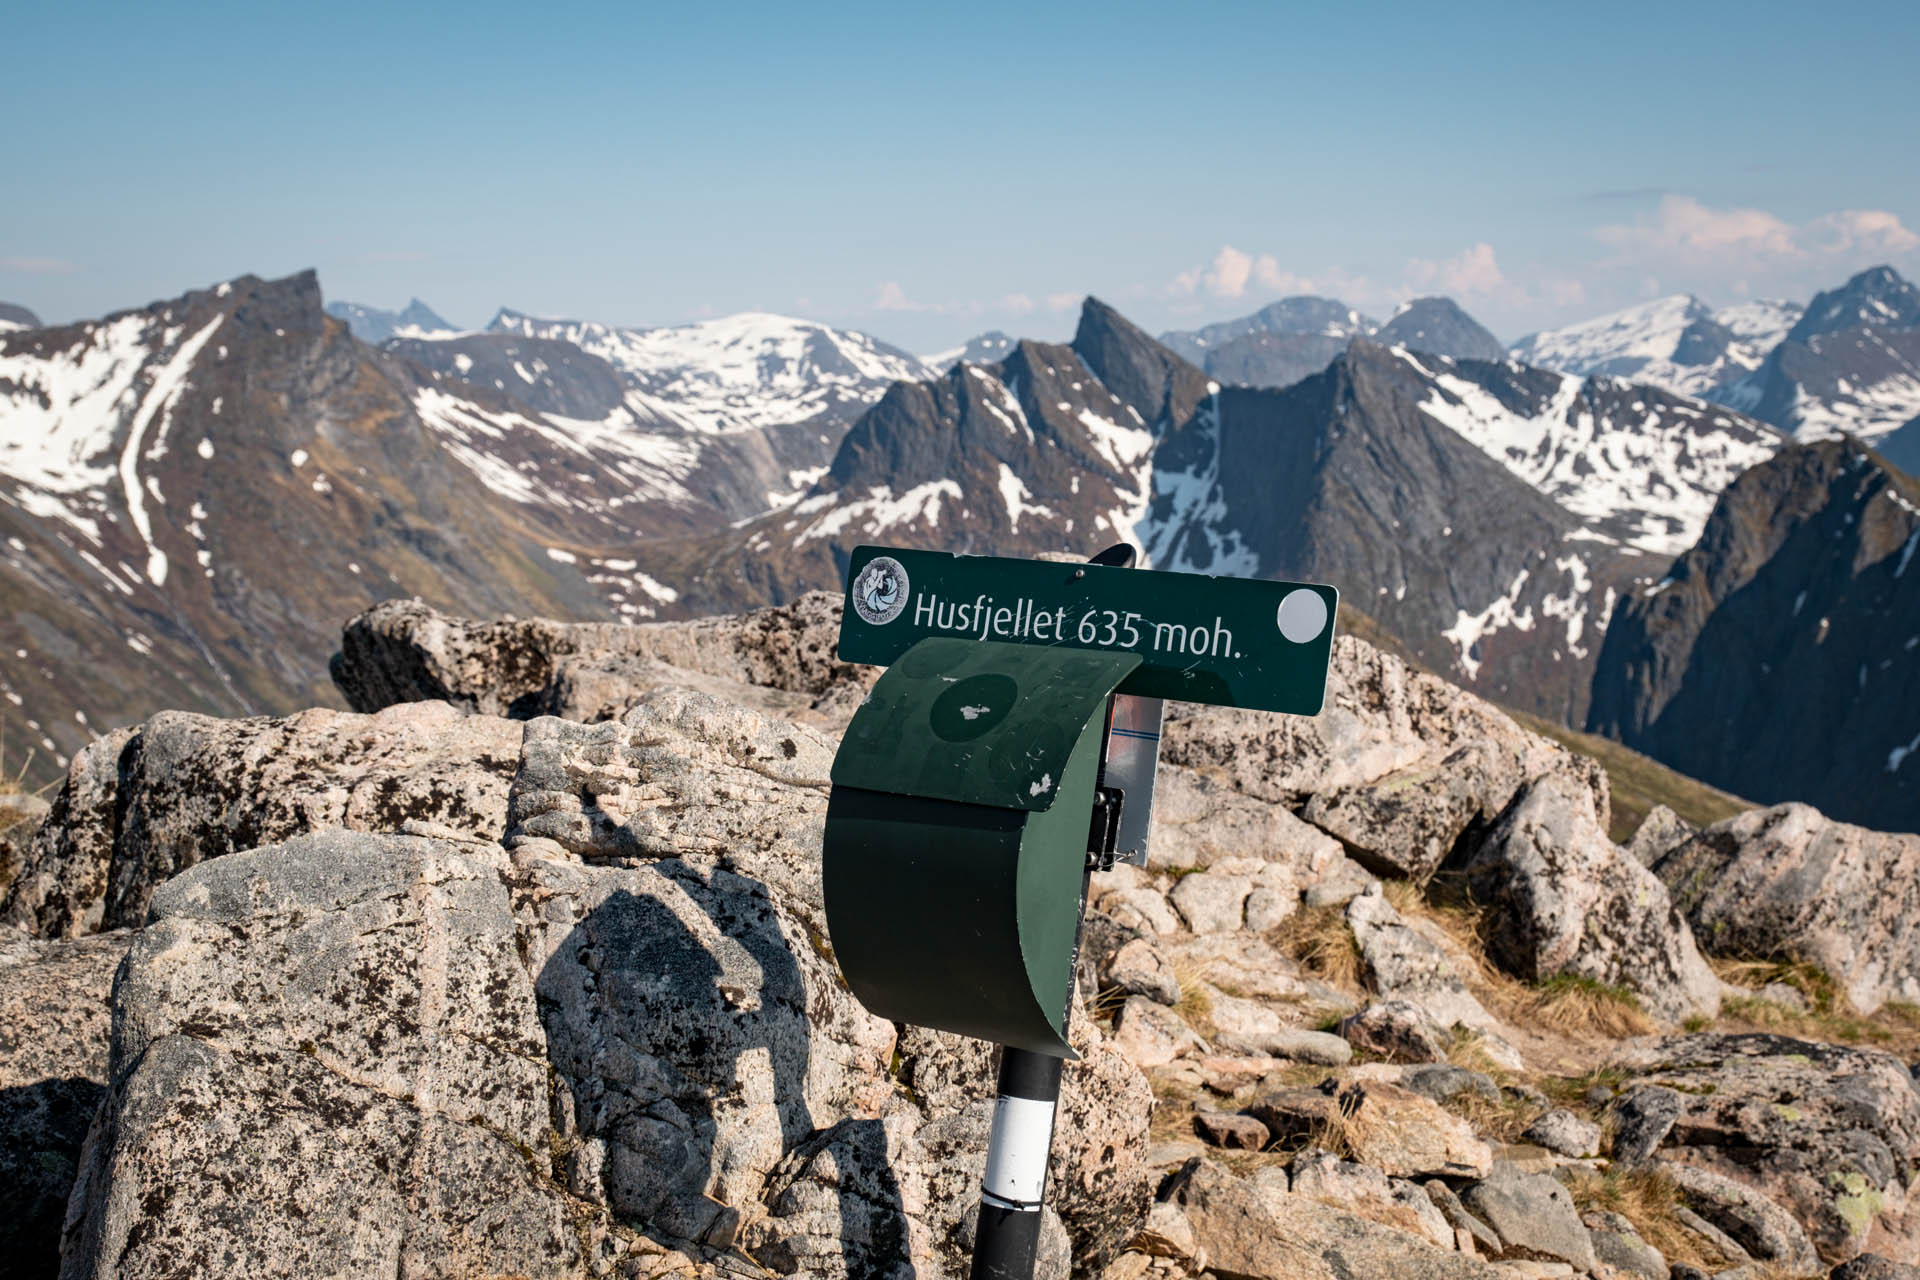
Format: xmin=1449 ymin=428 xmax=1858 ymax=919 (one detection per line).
xmin=1270 ymin=903 xmax=1362 ymax=990
xmin=1306 ymin=1085 xmax=1372 ymax=1161
xmin=1567 ymin=1165 xmax=1728 ymax=1270
xmin=1521 ymin=975 xmax=1656 ymax=1039
xmin=1706 ymin=956 xmax=1920 ymax=1054
xmin=1170 ymin=959 xmax=1215 ymax=1026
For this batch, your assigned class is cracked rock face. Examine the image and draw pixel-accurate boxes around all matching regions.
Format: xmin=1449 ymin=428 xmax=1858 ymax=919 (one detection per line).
xmin=2 ymin=701 xmax=522 ymax=938
xmin=60 ymin=831 xmax=589 ymax=1280
xmin=1162 ymin=636 xmax=1608 ymax=883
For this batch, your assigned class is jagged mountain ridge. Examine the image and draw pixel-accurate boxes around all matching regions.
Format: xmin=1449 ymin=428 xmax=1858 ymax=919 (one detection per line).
xmin=650 ymin=307 xmax=1778 ymax=724
xmin=1587 ymin=439 xmax=1920 ymax=832
xmin=0 ymin=273 xmax=1799 ymax=786
xmin=1711 ymin=267 xmax=1920 ymax=444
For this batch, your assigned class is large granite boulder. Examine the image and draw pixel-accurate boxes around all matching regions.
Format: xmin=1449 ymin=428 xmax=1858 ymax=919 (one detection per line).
xmin=331 ymin=591 xmax=871 ymax=726
xmin=1464 ymin=774 xmax=1722 ymax=1024
xmin=0 ymin=924 xmax=129 ymax=1277
xmin=1654 ymin=804 xmax=1920 ymax=1014
xmin=3 ymin=701 xmax=521 ymax=939
xmin=60 ymin=832 xmax=599 ymax=1280
xmin=1608 ymin=1033 xmax=1920 ymax=1264
xmin=1163 ymin=635 xmax=1609 ymax=882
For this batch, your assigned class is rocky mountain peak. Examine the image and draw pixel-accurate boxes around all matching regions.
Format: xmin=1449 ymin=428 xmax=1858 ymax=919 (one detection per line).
xmin=0 ymin=302 xmax=42 ymax=331
xmin=1788 ymin=264 xmax=1920 ymax=343
xmin=1375 ymin=297 xmax=1506 ymax=361
xmin=1072 ymin=296 xmax=1213 ymax=429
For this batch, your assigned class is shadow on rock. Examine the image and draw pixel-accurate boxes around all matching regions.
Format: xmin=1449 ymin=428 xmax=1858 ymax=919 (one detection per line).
xmin=0 ymin=1076 xmax=106 ymax=1280
xmin=533 ymin=863 xmax=910 ymax=1274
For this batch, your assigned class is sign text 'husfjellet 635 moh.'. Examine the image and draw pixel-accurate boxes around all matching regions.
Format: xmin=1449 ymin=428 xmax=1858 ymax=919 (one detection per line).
xmin=837 ymin=546 xmax=1339 ymax=716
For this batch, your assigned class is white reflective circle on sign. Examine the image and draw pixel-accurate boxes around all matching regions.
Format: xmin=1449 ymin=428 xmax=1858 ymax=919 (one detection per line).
xmin=1276 ymin=589 xmax=1329 ymax=644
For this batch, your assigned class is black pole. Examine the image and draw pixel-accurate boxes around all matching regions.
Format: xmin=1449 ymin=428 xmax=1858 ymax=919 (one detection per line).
xmin=971 ymin=544 xmax=1135 ymax=1280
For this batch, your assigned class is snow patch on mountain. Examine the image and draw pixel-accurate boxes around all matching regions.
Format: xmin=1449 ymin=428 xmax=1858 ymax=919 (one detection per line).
xmin=1402 ymin=350 xmax=1781 ymax=555
xmin=792 ymin=480 xmax=964 ymax=545
xmin=489 ymin=310 xmax=932 ymax=434
xmin=411 ymin=386 xmax=699 ymax=510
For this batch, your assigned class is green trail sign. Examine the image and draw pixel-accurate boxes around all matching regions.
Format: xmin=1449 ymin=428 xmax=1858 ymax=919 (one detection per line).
xmin=837 ymin=544 xmax=1339 ymax=714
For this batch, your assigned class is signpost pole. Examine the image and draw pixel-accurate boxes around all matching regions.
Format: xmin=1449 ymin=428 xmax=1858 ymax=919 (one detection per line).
xmin=970 ymin=544 xmax=1133 ymax=1280
xmin=823 ymin=538 xmax=1338 ymax=1280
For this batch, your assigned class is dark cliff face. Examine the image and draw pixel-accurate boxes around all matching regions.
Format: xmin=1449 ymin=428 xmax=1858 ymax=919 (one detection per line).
xmin=1587 ymin=440 xmax=1920 ymax=831
xmin=1157 ymin=340 xmax=1632 ymax=722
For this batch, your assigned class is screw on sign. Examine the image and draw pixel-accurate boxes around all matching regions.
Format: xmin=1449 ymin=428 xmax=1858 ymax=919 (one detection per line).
xmin=821 ymin=542 xmax=1339 ymax=1279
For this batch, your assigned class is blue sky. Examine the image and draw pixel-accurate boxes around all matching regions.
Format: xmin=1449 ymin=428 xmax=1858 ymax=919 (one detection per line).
xmin=6 ymin=0 xmax=1918 ymax=351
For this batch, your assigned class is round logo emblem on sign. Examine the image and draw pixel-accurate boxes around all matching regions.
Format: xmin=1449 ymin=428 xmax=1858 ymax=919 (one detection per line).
xmin=851 ymin=556 xmax=910 ymax=626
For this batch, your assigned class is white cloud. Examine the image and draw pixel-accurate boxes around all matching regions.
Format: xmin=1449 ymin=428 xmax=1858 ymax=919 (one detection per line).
xmin=1405 ymin=242 xmax=1505 ymax=297
xmin=1168 ymin=246 xmax=1370 ymax=303
xmin=1805 ymin=209 xmax=1920 ymax=256
xmin=873 ymin=281 xmax=923 ymax=312
xmin=1547 ymin=278 xmax=1587 ymax=307
xmin=1000 ymin=292 xmax=1035 ymax=315
xmin=0 ymin=256 xmax=75 ymax=274
xmin=1595 ymin=194 xmax=1918 ymax=265
xmin=1045 ymin=292 xmax=1080 ymax=312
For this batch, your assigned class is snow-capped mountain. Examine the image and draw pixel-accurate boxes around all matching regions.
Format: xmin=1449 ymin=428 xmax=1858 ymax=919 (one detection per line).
xmin=658 ymin=301 xmax=1777 ymax=723
xmin=324 ymin=298 xmax=458 ymax=344
xmin=1786 ymin=265 xmax=1920 ymax=342
xmin=1510 ymin=294 xmax=1800 ymax=399
xmin=0 ymin=272 xmax=771 ymax=784
xmin=1714 ymin=267 xmax=1920 ymax=445
xmin=1159 ymin=296 xmax=1377 ymax=390
xmin=921 ymin=330 xmax=1016 ymax=372
xmin=485 ymin=309 xmax=932 ymax=436
xmin=0 ymin=303 xmax=40 ymax=333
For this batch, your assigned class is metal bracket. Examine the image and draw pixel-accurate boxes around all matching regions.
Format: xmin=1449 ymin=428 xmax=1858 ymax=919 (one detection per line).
xmin=1085 ymin=785 xmax=1124 ymax=872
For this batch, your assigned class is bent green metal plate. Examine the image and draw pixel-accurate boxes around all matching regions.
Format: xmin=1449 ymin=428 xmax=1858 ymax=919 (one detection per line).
xmin=831 ymin=636 xmax=1141 ymax=813
xmin=823 ymin=637 xmax=1139 ymax=1056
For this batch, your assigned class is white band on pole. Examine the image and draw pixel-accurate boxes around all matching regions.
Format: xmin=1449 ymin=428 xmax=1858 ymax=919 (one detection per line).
xmin=982 ymin=1094 xmax=1056 ymax=1206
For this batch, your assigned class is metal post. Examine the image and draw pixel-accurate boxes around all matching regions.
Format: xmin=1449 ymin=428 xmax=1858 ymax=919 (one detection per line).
xmin=971 ymin=543 xmax=1136 ymax=1279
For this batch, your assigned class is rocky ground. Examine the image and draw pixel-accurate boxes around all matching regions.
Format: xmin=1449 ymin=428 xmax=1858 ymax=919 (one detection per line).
xmin=3 ymin=593 xmax=1920 ymax=1279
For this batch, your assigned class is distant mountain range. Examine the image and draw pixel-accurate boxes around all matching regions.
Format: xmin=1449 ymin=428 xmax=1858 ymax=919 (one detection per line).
xmin=323 ymin=298 xmax=457 ymax=344
xmin=1155 ymin=295 xmax=1504 ymax=389
xmin=3 ymin=266 xmax=1917 ymax=830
